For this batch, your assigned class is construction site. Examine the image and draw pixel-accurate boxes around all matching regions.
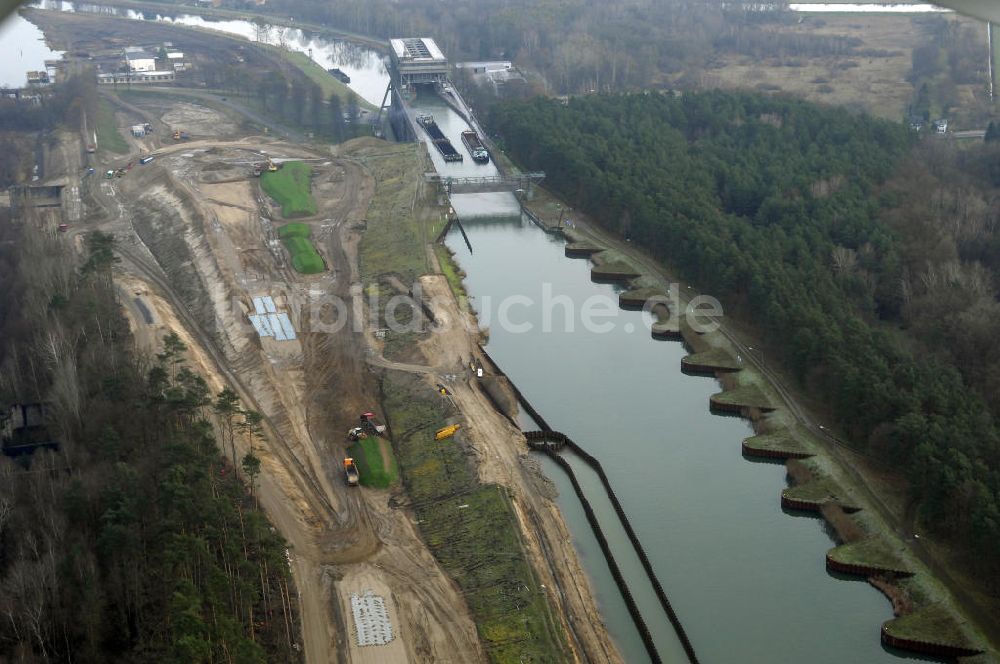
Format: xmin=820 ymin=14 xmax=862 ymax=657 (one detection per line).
xmin=28 ymin=17 xmax=618 ymax=660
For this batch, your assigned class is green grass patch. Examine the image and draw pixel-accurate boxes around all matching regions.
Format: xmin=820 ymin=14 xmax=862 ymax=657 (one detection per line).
xmin=590 ymin=259 xmax=640 ymax=280
xmin=682 ymin=347 xmax=742 ymax=372
xmin=351 ymin=141 xmax=430 ymax=284
xmin=434 ymin=244 xmax=470 ymax=311
xmin=742 ymin=430 xmax=809 ymax=456
xmin=347 ymin=437 xmax=397 ymax=488
xmin=827 ymin=538 xmax=911 ymax=575
xmin=783 ymin=475 xmax=860 ymax=511
xmin=261 ymin=162 xmax=317 ymax=218
xmin=381 ymin=373 xmax=568 ymax=663
xmin=883 ymin=604 xmax=975 ymax=650
xmin=277 ymin=222 xmax=311 ymax=238
xmin=711 ymin=384 xmax=773 ymax=410
xmin=95 ymin=97 xmax=128 ymax=154
xmin=278 ymin=223 xmax=324 ymax=274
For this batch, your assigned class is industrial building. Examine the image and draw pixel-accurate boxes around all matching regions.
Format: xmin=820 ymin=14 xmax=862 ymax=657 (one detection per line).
xmin=389 ymin=38 xmax=448 ymax=92
xmin=124 ymin=49 xmax=157 ymax=72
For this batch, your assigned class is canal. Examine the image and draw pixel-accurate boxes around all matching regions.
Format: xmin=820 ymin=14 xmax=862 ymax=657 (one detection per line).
xmin=2 ymin=7 xmax=932 ymax=660
xmin=444 ymin=210 xmax=911 ymax=663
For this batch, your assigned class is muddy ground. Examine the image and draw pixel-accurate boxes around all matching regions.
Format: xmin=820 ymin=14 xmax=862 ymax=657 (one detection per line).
xmin=58 ymin=82 xmax=626 ymax=664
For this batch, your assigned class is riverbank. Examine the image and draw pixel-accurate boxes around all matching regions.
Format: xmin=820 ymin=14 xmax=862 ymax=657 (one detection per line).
xmin=520 ymin=186 xmax=999 ymax=659
xmin=344 ymin=137 xmax=626 ymax=663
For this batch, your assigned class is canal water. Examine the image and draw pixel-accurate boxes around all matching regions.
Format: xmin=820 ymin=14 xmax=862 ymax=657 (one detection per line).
xmin=445 ymin=211 xmax=913 ymax=663
xmin=0 ymin=10 xmax=63 ymax=88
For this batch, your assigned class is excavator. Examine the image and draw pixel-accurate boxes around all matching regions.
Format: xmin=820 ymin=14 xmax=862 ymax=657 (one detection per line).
xmin=347 ymin=412 xmax=387 ymax=441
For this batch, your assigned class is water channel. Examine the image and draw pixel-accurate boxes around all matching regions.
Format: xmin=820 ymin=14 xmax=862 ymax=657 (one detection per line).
xmin=0 ymin=10 xmax=63 ymax=88
xmin=444 ymin=208 xmax=933 ymax=663
xmin=1 ymin=7 xmax=944 ymax=661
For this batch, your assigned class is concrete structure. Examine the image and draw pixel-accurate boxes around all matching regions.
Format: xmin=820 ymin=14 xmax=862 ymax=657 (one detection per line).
xmin=26 ymin=71 xmax=50 ymax=85
xmin=131 ymin=124 xmax=147 ymax=137
xmin=455 ymin=60 xmax=511 ymax=75
xmin=8 ymin=184 xmax=63 ymax=211
xmin=389 ymin=37 xmax=448 ymax=91
xmin=2 ymin=403 xmax=58 ymax=456
xmin=98 ymin=70 xmax=175 ymax=85
xmin=124 ymin=50 xmax=156 ymax=73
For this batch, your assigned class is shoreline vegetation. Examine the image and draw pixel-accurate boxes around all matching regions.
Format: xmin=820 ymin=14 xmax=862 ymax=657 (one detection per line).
xmin=506 ymin=91 xmax=996 ymax=657
xmin=349 ymin=138 xmax=574 ymax=662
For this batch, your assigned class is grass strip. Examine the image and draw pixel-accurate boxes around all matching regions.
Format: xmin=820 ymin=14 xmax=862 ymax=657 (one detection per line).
xmin=261 ymin=161 xmax=317 ymax=218
xmin=348 ymin=437 xmax=397 ymax=488
xmin=278 ymin=222 xmax=324 ymax=273
xmin=96 ymin=97 xmax=129 ymax=154
xmin=350 ymin=141 xmax=428 ymax=284
xmin=434 ymin=244 xmax=469 ymax=311
xmin=381 ymin=372 xmax=568 ymax=663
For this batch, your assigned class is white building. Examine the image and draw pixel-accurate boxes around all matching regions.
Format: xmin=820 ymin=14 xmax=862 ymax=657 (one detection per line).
xmin=125 ymin=51 xmax=156 ymax=73
xmin=455 ymin=61 xmax=512 ymax=75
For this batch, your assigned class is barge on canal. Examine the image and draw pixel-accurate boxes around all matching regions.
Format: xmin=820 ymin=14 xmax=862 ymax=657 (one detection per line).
xmin=461 ymin=130 xmax=490 ymax=163
xmin=416 ymin=114 xmax=463 ymax=162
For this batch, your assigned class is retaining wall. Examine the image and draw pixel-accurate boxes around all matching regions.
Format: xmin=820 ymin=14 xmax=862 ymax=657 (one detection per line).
xmin=881 ymin=628 xmax=982 ymax=659
xmin=824 ymin=554 xmax=913 ymax=579
xmin=740 ymin=439 xmax=812 ymax=460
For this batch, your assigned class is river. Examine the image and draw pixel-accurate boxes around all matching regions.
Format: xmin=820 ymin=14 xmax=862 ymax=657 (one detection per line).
xmin=0 ymin=10 xmax=63 ymax=88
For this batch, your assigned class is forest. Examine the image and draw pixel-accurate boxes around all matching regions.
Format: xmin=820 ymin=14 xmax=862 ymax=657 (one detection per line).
xmin=0 ymin=216 xmax=300 ymax=657
xmin=157 ymin=0 xmax=856 ymax=94
xmin=490 ymin=91 xmax=1000 ymax=571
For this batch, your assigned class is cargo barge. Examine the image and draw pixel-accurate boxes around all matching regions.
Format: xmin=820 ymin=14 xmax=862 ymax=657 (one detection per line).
xmin=461 ymin=130 xmax=490 ymax=163
xmin=327 ymin=68 xmax=351 ymax=84
xmin=416 ymin=114 xmax=463 ymax=162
